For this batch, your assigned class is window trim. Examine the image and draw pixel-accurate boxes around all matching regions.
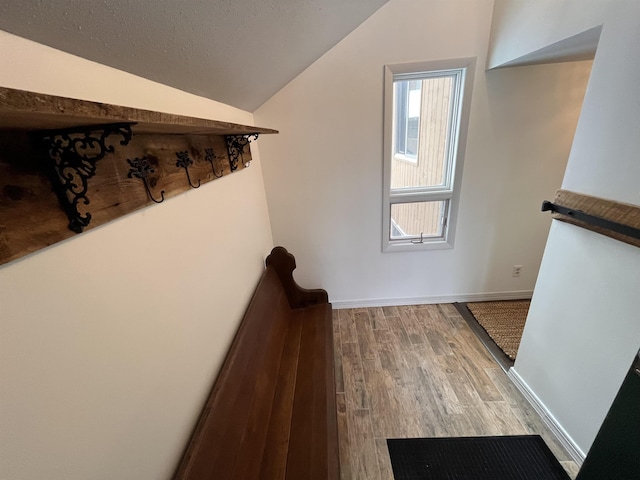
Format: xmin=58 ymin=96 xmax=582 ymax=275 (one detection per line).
xmin=382 ymin=58 xmax=476 ymax=252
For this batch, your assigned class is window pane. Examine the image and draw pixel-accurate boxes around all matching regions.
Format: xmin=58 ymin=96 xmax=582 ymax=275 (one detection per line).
xmin=390 ymin=201 xmax=446 ymax=239
xmin=391 ymin=75 xmax=456 ymax=189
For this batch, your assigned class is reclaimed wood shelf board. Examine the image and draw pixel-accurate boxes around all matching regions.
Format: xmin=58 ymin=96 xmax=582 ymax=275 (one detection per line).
xmin=0 ymin=87 xmax=278 ymax=266
xmin=0 ymin=87 xmax=278 ymax=135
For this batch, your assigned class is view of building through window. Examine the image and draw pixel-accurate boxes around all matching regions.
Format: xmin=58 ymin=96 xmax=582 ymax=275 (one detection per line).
xmin=390 ymin=201 xmax=446 ymax=238
xmin=390 ymin=74 xmax=457 ymax=239
xmin=384 ymin=62 xmax=472 ymax=250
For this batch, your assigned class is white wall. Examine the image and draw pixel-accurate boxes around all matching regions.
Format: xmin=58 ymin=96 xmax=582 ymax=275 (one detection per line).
xmin=490 ymin=0 xmax=640 ymax=458
xmin=0 ymin=31 xmax=274 ymax=480
xmin=254 ymin=0 xmax=591 ymax=307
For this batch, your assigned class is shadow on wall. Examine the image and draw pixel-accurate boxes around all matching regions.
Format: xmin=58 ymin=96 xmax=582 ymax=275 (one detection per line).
xmin=479 ymin=60 xmax=593 ymax=293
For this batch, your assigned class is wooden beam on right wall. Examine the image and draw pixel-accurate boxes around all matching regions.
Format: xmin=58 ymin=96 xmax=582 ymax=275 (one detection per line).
xmin=543 ymin=189 xmax=640 ymax=249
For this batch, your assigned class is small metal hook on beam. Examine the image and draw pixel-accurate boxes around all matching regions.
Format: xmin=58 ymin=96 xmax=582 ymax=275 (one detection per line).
xmin=127 ymin=156 xmax=165 ymax=204
xmin=204 ymin=148 xmax=223 ymax=178
xmin=176 ymin=151 xmax=201 ymax=188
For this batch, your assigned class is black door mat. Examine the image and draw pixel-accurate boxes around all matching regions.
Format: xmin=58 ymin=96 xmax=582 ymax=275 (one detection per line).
xmin=387 ymin=435 xmax=570 ymax=480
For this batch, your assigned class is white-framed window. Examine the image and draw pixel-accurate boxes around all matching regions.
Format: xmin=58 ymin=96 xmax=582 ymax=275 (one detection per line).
xmin=382 ymin=58 xmax=475 ymax=252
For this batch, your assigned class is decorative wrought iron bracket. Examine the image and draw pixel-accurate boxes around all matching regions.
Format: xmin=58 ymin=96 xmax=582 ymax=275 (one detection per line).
xmin=127 ymin=156 xmax=165 ymax=203
xmin=225 ymin=133 xmax=259 ymax=171
xmin=35 ymin=123 xmax=134 ymax=233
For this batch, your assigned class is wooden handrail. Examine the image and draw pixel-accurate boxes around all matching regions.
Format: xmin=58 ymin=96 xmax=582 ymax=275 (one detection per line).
xmin=542 ymin=190 xmax=640 ymax=248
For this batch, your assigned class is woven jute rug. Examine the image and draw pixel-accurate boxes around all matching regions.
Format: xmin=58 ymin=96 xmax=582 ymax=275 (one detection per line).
xmin=466 ymin=300 xmax=530 ymax=360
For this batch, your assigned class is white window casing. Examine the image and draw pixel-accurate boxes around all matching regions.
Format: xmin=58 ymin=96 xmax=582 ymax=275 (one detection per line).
xmin=382 ymin=57 xmax=476 ymax=252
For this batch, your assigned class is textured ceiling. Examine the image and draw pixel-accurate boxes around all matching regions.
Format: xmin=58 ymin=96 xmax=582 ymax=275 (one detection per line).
xmin=0 ymin=0 xmax=388 ymax=111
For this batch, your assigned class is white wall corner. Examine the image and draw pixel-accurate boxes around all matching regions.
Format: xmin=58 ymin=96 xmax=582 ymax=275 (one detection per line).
xmin=507 ymin=367 xmax=586 ymax=465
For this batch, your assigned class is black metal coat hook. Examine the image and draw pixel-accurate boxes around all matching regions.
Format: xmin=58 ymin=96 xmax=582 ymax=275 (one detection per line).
xmin=127 ymin=156 xmax=165 ymax=204
xmin=176 ymin=151 xmax=201 ymax=188
xmin=204 ymin=148 xmax=223 ymax=178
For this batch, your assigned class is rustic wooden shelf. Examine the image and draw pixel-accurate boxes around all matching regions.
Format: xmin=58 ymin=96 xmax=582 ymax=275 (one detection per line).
xmin=0 ymin=87 xmax=279 ymax=135
xmin=0 ymin=87 xmax=278 ymax=266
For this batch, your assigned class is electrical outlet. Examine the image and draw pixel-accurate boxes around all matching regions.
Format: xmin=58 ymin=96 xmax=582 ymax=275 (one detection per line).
xmin=512 ymin=265 xmax=523 ymax=277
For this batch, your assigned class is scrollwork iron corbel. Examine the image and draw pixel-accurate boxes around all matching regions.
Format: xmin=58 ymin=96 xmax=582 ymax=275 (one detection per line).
xmin=36 ymin=123 xmax=134 ymax=233
xmin=225 ymin=133 xmax=259 ymax=171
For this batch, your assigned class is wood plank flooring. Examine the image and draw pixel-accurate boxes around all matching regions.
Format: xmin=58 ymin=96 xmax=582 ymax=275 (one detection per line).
xmin=333 ymin=304 xmax=579 ymax=480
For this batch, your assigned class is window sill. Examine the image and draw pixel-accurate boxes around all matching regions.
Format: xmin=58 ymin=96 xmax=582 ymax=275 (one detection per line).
xmin=393 ymin=153 xmax=418 ymax=165
xmin=383 ymin=239 xmax=453 ymax=253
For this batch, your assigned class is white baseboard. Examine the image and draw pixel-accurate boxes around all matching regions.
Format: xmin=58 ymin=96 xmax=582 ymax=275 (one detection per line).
xmin=331 ymin=290 xmax=533 ymax=309
xmin=507 ymin=367 xmax=585 ymax=465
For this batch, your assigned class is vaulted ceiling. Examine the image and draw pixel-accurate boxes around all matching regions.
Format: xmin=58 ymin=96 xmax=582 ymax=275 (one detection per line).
xmin=0 ymin=0 xmax=388 ymax=111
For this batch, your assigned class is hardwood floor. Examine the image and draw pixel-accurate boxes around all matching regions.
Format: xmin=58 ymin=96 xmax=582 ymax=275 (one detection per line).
xmin=333 ymin=304 xmax=580 ymax=480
